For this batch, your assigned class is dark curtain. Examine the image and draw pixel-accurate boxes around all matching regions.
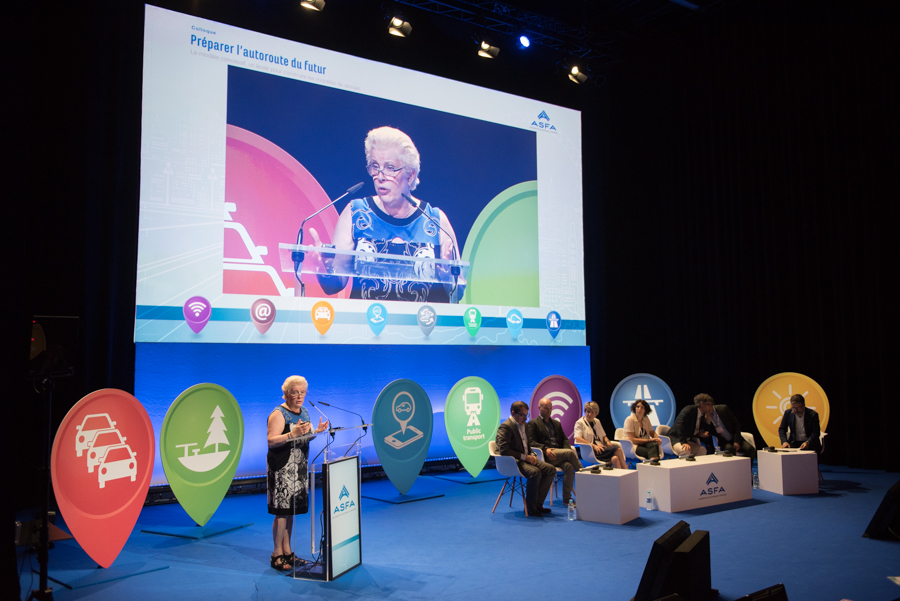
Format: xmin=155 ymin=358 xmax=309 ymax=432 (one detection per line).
xmin=603 ymin=1 xmax=899 ymax=470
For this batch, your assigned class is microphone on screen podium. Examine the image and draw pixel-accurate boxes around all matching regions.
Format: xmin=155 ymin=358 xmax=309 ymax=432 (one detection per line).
xmin=292 ymin=182 xmax=364 ymax=273
xmin=401 ymin=192 xmax=461 ymax=277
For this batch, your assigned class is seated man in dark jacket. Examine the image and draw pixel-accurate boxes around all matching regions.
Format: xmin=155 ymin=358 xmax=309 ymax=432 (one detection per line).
xmin=778 ymin=394 xmax=822 ymax=454
xmin=669 ymin=394 xmax=756 ymax=459
xmin=526 ymin=397 xmax=581 ymax=506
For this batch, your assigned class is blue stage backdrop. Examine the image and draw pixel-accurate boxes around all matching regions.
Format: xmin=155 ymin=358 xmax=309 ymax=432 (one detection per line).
xmin=136 ymin=343 xmax=591 ymax=485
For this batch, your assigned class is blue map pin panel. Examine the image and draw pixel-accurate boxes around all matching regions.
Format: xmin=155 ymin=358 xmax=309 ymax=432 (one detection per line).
xmin=371 ymin=379 xmax=434 ymax=495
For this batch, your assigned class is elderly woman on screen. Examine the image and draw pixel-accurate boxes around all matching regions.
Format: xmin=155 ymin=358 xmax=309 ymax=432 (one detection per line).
xmin=309 ymin=126 xmax=463 ymax=303
xmin=574 ymin=401 xmax=626 ymax=468
xmin=266 ymin=375 xmax=328 ymax=571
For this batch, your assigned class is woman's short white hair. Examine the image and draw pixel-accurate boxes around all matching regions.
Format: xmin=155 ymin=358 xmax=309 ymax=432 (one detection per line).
xmin=584 ymin=401 xmax=600 ymax=414
xmin=364 ymin=126 xmax=421 ymax=190
xmin=282 ymin=375 xmax=308 ymax=400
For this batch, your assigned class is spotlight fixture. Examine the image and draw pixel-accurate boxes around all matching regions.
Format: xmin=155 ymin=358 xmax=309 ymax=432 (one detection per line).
xmin=568 ymin=65 xmax=588 ymax=84
xmin=300 ymin=0 xmax=325 ymax=10
xmin=477 ymin=40 xmax=499 ymax=59
xmin=388 ymin=16 xmax=412 ymax=37
xmin=517 ymin=34 xmax=531 ymax=49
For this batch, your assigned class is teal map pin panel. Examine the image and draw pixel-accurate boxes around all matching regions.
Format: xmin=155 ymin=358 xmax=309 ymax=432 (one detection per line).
xmin=371 ymin=379 xmax=434 ymax=495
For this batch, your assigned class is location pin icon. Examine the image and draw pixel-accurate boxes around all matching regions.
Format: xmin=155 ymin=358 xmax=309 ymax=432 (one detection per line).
xmin=183 ymin=296 xmax=212 ymax=333
xmin=160 ymin=384 xmax=244 ymax=526
xmin=506 ymin=309 xmax=524 ymax=338
xmin=367 ymin=303 xmax=388 ymax=336
xmin=251 ymin=299 xmax=276 ymax=335
xmin=311 ymin=301 xmax=335 ymax=335
xmin=51 ymin=389 xmax=155 ymax=568
xmin=417 ymin=305 xmax=436 ymax=337
xmin=546 ymin=310 xmax=561 ymax=339
xmin=463 ymin=307 xmax=482 ymax=337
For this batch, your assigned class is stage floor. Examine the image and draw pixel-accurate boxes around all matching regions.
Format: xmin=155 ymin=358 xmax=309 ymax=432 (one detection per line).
xmin=16 ymin=466 xmax=900 ymax=601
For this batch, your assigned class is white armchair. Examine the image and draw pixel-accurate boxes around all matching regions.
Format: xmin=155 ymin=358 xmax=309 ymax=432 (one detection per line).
xmin=489 ymin=440 xmax=530 ymax=516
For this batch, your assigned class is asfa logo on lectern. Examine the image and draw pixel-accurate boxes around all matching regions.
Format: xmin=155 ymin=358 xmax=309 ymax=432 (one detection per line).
xmin=699 ymin=472 xmax=726 ymax=499
xmin=333 ymin=485 xmax=356 ymax=515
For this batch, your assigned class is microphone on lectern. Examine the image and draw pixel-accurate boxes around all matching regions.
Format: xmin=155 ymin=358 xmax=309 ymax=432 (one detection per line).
xmin=292 ymin=182 xmax=364 ymax=272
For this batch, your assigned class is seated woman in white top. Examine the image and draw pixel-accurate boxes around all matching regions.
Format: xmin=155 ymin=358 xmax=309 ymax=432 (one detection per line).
xmin=574 ymin=401 xmax=626 ymax=469
xmin=624 ymin=399 xmax=662 ymax=461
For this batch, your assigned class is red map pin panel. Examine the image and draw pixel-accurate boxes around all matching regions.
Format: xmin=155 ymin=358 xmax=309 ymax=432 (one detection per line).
xmin=51 ymin=389 xmax=155 ymax=568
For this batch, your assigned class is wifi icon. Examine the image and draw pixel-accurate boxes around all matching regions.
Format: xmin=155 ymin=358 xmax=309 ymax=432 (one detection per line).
xmin=548 ymin=393 xmax=575 ymax=420
xmin=188 ymin=301 xmax=207 ymax=316
xmin=182 ymin=296 xmax=212 ymax=334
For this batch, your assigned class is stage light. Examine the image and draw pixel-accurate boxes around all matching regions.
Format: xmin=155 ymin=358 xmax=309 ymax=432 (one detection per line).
xmin=568 ymin=65 xmax=588 ymax=84
xmin=478 ymin=41 xmax=499 ymax=59
xmin=300 ymin=0 xmax=325 ymax=10
xmin=517 ymin=34 xmax=531 ymax=49
xmin=389 ymin=16 xmax=412 ymax=37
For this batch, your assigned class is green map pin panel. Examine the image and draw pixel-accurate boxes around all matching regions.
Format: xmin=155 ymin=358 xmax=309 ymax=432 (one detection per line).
xmin=444 ymin=376 xmax=500 ymax=478
xmin=161 ymin=383 xmax=244 ymax=526
xmin=372 ymin=379 xmax=434 ymax=495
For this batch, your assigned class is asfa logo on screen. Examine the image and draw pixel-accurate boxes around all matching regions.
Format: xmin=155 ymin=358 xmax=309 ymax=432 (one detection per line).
xmin=531 ymin=111 xmax=557 ymax=132
xmin=333 ymin=485 xmax=356 ymax=515
xmin=699 ymin=472 xmax=726 ymax=498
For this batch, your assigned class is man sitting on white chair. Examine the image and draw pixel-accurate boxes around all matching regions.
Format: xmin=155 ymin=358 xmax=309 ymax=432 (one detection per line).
xmin=526 ymin=397 xmax=582 ymax=507
xmin=496 ymin=401 xmax=556 ymax=517
xmin=779 ymin=394 xmax=822 ymax=454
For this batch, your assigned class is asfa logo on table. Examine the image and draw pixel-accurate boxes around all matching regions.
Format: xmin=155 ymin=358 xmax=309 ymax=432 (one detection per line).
xmin=699 ymin=472 xmax=726 ymax=498
xmin=333 ymin=484 xmax=356 ymax=515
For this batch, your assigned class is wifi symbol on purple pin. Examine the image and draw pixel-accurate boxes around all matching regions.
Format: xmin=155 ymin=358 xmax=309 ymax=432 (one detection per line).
xmin=183 ymin=296 xmax=212 ymax=333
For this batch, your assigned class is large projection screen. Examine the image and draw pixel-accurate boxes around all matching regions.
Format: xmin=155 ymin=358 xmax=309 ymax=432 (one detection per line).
xmin=137 ymin=5 xmax=584 ymax=347
xmin=136 ymin=5 xmax=591 ymax=485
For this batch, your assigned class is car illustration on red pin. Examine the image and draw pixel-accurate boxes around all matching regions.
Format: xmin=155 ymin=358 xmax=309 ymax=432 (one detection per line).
xmin=86 ymin=429 xmax=127 ymax=473
xmin=97 ymin=444 xmax=138 ymax=488
xmin=75 ymin=413 xmax=117 ymax=457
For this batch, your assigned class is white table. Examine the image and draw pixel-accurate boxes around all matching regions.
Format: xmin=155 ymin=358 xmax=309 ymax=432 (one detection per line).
xmin=758 ymin=449 xmax=818 ymax=495
xmin=575 ymin=468 xmax=640 ymax=525
xmin=637 ymin=455 xmax=751 ymax=513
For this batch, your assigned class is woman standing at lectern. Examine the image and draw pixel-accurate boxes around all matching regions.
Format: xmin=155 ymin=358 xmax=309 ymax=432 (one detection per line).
xmin=266 ymin=375 xmax=328 ymax=571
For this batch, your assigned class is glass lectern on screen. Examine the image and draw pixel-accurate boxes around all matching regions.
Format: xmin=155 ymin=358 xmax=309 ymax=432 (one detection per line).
xmin=137 ymin=5 xmax=585 ymax=346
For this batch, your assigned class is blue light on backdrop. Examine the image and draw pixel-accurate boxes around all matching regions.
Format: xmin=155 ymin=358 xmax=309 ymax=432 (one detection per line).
xmin=136 ymin=343 xmax=591 ymax=484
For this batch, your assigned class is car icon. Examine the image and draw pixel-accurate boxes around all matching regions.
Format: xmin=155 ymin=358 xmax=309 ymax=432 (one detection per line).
xmin=86 ymin=429 xmax=127 ymax=473
xmin=97 ymin=444 xmax=137 ymax=488
xmin=74 ymin=413 xmax=117 ymax=457
xmin=315 ymin=307 xmax=331 ymax=321
xmin=507 ymin=314 xmax=522 ymax=325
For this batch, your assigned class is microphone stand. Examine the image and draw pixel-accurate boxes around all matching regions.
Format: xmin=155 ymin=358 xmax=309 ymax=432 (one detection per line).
xmin=292 ymin=182 xmax=364 ymax=296
xmin=401 ymin=193 xmax=462 ymax=302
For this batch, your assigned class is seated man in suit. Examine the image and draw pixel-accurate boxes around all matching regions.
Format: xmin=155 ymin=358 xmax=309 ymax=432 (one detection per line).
xmin=697 ymin=393 xmax=757 ymax=459
xmin=779 ymin=394 xmax=822 ymax=454
xmin=496 ymin=401 xmax=556 ymax=517
xmin=668 ymin=401 xmax=709 ymax=457
xmin=669 ymin=394 xmax=757 ymax=459
xmin=526 ymin=397 xmax=582 ymax=507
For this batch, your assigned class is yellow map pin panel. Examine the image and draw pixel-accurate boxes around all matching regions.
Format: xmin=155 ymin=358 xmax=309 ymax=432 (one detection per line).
xmin=752 ymin=372 xmax=830 ymax=448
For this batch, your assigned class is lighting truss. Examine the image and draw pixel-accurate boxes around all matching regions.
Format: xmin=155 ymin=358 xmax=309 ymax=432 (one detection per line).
xmin=393 ymin=0 xmax=622 ymax=63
